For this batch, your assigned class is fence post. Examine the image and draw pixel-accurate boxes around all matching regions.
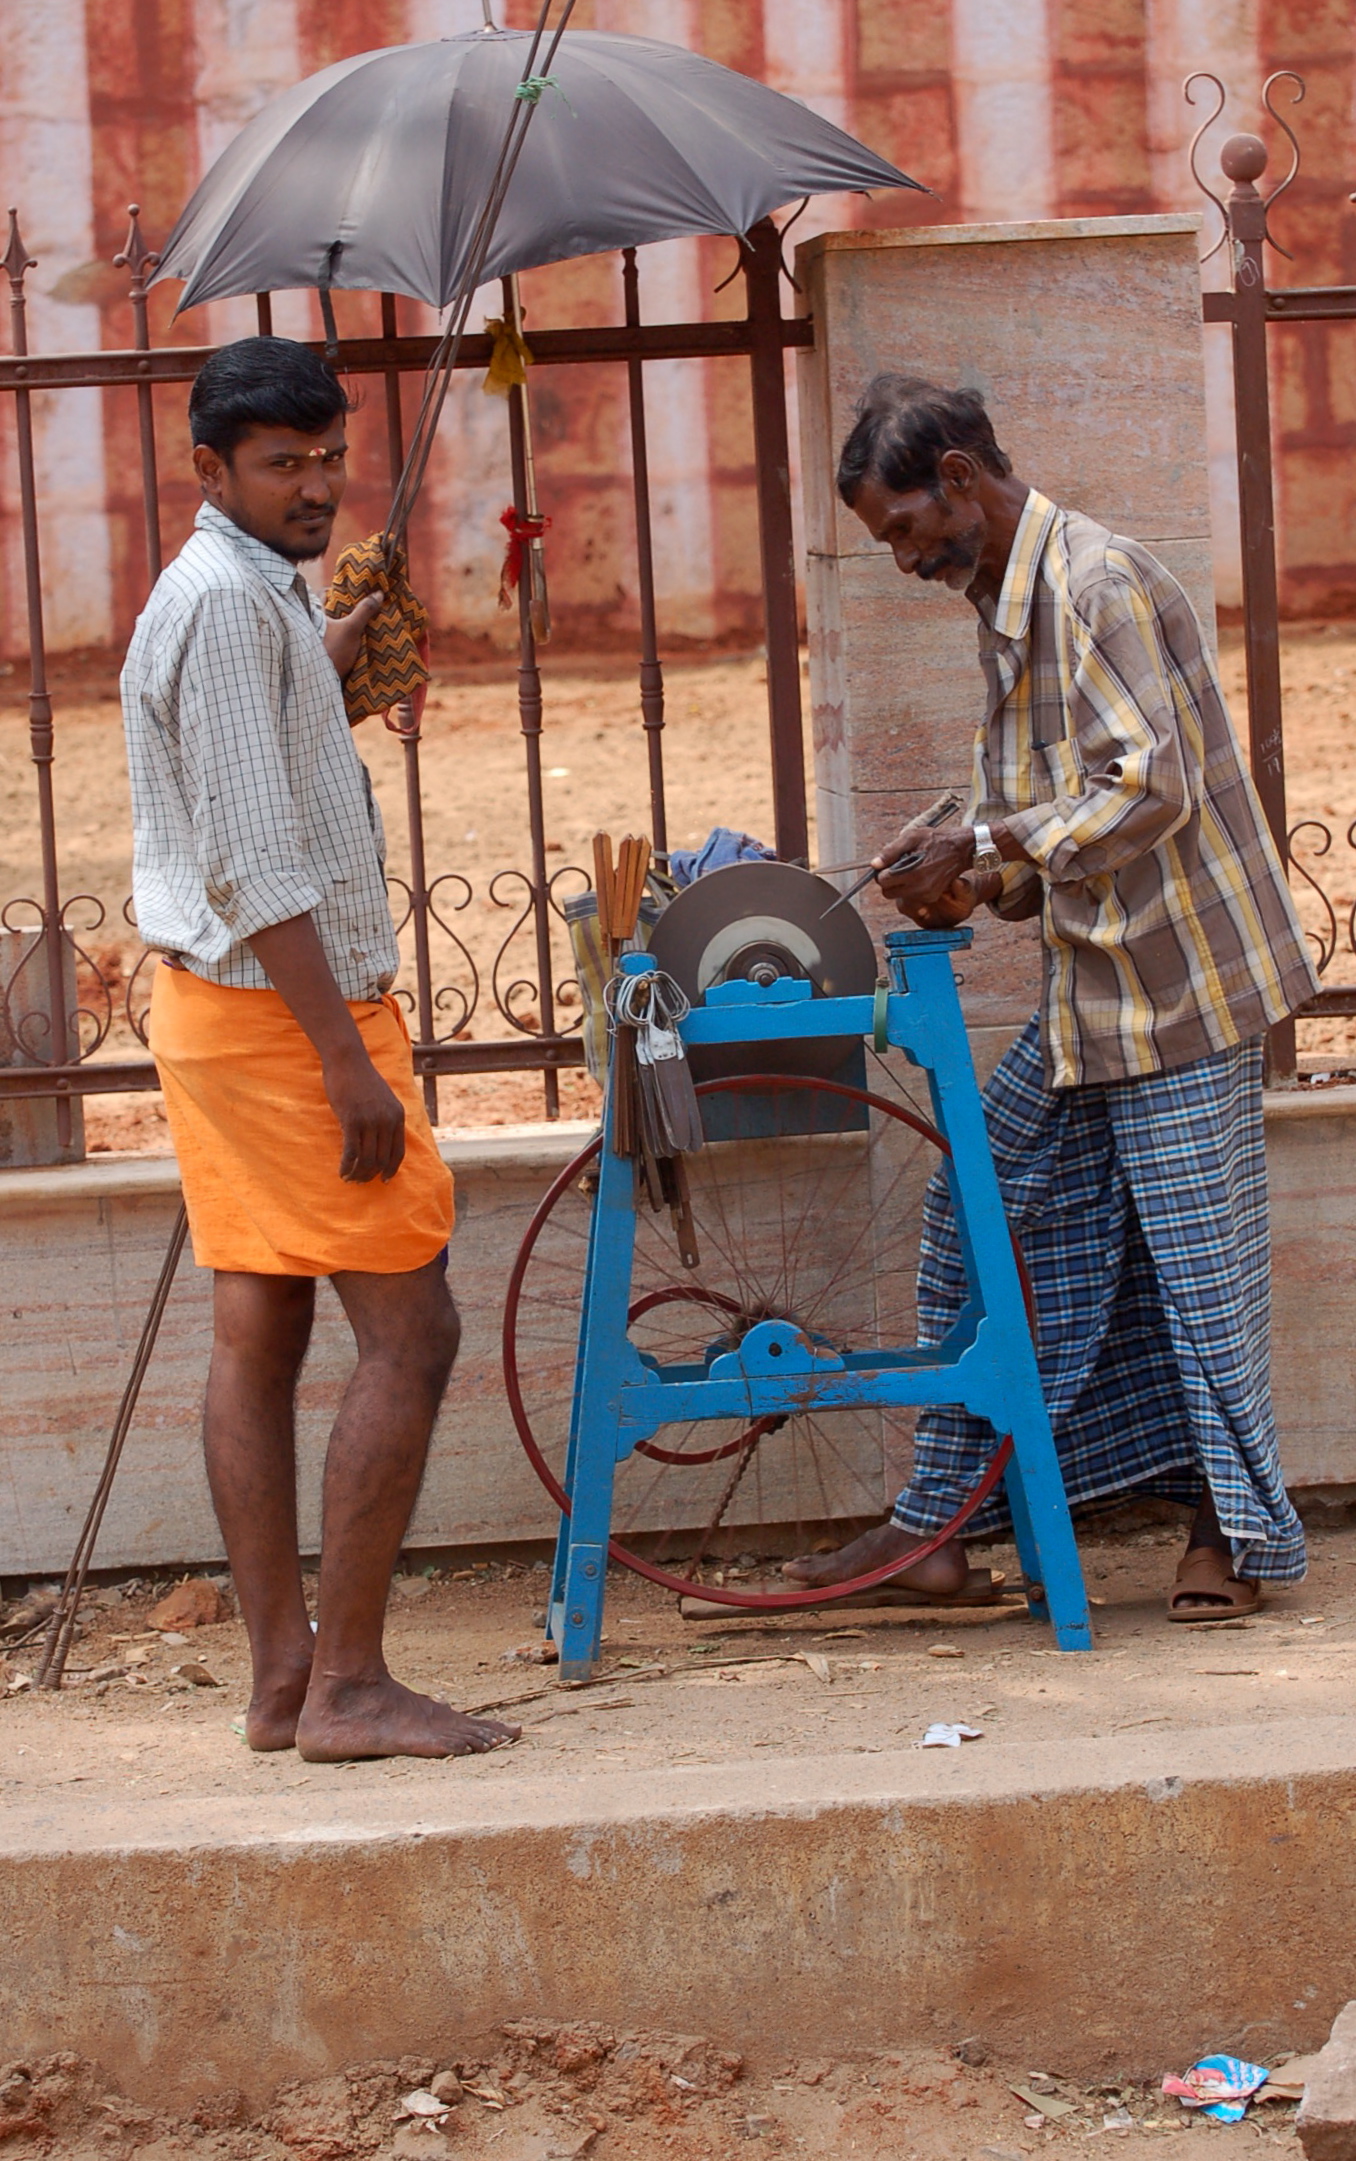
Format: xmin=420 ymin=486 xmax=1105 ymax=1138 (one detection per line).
xmin=114 ymin=206 xmax=163 ymax=585
xmin=1222 ymin=134 xmax=1295 ymax=1081
xmin=4 ymin=208 xmax=75 ymax=1155
xmin=744 ymin=219 xmax=808 ymax=866
xmin=504 ymin=279 xmax=560 ymax=1118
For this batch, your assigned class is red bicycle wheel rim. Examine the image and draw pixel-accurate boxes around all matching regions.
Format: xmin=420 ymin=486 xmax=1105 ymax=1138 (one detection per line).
xmin=628 ymin=1286 xmax=757 ymax=1465
xmin=502 ymin=1073 xmax=1032 ymax=1610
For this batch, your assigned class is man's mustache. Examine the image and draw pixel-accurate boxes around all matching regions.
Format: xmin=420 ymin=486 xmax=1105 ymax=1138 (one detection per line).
xmin=916 ymin=535 xmax=981 ymax=580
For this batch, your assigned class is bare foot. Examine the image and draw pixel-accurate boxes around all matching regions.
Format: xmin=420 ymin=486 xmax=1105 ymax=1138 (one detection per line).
xmin=245 ymin=1657 xmax=313 ymax=1752
xmin=295 ymin=1671 xmax=521 ymax=1762
xmin=781 ymin=1522 xmax=970 ymax=1596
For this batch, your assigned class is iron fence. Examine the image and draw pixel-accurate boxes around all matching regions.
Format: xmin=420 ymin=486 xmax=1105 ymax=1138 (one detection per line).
xmin=1190 ymin=71 xmax=1356 ymax=1067
xmin=0 ymin=210 xmax=810 ymax=1146
xmin=4 ymin=80 xmax=1355 ymax=1148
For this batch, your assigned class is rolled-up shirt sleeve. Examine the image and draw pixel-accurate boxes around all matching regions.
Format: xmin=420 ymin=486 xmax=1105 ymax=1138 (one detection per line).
xmin=177 ymin=586 xmax=323 ymax=939
xmin=1001 ymin=571 xmax=1195 ymax=886
xmin=987 ymin=859 xmax=1044 ymax=920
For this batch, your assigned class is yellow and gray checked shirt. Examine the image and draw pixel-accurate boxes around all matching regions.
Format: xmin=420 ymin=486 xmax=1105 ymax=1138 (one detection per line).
xmin=121 ymin=502 xmax=400 ymax=1001
xmin=970 ymin=490 xmax=1317 ymax=1088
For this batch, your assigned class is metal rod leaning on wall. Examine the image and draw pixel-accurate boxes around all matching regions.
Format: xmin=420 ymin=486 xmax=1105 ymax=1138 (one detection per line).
xmin=3 ymin=208 xmax=73 ymax=1150
xmin=1223 ymin=134 xmax=1296 ymax=1081
xmin=379 ymin=289 xmax=440 ymax=1124
xmin=743 ymin=216 xmax=808 ymax=867
xmin=622 ymin=246 xmax=669 ymax=864
xmin=114 ymin=206 xmax=164 ymax=584
xmin=503 ymin=274 xmax=561 ymax=1118
xmin=35 ymin=1203 xmax=190 ymax=1690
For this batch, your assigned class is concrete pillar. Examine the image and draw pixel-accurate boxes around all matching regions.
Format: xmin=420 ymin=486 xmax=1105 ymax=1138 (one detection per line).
xmin=794 ymin=213 xmax=1218 ymax=1073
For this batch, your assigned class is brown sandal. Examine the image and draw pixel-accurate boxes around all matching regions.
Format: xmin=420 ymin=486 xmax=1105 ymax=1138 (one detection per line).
xmin=1167 ymin=1546 xmax=1262 ymax=1624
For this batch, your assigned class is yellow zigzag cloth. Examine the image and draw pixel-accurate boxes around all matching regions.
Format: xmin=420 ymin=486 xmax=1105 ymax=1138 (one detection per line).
xmin=325 ymin=534 xmax=430 ymax=725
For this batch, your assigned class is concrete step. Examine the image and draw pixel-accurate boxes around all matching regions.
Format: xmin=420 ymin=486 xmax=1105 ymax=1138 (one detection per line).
xmin=5 ymin=1712 xmax=1355 ymax=2111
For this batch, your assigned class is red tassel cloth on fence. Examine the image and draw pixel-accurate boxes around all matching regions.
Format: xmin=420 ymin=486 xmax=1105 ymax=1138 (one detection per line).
xmin=498 ymin=505 xmax=551 ymax=609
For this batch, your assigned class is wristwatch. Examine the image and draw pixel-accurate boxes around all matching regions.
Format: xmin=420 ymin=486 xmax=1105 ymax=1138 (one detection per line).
xmin=971 ymin=821 xmax=1003 ymax=876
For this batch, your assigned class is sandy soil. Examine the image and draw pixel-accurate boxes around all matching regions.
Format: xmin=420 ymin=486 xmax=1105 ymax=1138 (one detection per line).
xmin=3 ymin=624 xmax=1353 ymax=1155
xmin=0 ymin=2032 xmax=1307 ymax=2159
xmin=2 ymin=1515 xmax=1338 ymax=2157
xmin=4 ymin=1511 xmax=1351 ymax=1813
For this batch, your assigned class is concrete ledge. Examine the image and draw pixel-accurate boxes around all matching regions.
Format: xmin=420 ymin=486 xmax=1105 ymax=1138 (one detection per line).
xmin=0 ymin=1124 xmax=601 ymax=1575
xmin=2 ymin=1087 xmax=1355 ymax=1573
xmin=5 ymin=1714 xmax=1355 ymax=2107
xmin=800 ymin=214 xmax=1203 ymax=257
xmin=1263 ymin=1084 xmax=1356 ymax=1121
xmin=0 ymin=1120 xmax=597 ymax=1213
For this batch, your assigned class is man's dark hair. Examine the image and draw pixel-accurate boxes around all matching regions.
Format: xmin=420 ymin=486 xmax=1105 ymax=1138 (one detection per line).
xmin=188 ymin=336 xmax=351 ymax=457
xmin=836 ymin=375 xmax=1012 ymax=506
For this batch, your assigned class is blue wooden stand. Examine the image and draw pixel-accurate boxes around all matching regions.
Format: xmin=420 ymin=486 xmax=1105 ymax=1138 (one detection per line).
xmin=548 ymin=925 xmax=1092 ymax=1674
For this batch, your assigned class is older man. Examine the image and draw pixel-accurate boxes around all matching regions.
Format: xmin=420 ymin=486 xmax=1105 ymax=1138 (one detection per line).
xmin=785 ymin=376 xmax=1317 ymax=1620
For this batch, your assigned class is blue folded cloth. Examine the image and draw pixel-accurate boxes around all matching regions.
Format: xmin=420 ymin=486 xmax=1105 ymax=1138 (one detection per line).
xmin=669 ymin=826 xmax=776 ymax=888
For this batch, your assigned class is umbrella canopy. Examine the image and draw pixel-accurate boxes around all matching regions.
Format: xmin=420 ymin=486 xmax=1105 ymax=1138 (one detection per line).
xmin=154 ymin=27 xmax=923 ymax=313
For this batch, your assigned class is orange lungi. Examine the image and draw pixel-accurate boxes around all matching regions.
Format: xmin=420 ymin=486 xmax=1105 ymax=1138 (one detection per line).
xmin=149 ymin=963 xmax=454 ymax=1276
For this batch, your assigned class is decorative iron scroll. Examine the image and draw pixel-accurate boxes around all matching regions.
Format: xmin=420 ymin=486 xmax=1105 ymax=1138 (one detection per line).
xmin=1288 ymin=819 xmax=1356 ymax=981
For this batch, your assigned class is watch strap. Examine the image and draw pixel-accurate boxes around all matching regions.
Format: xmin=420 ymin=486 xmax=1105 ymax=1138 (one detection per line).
xmin=971 ymin=821 xmax=1003 ymax=875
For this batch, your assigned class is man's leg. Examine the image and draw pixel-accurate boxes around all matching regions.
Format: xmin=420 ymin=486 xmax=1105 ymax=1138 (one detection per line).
xmin=1109 ymin=1038 xmax=1306 ymax=1613
xmin=784 ymin=1021 xmax=1060 ymax=1596
xmin=294 ymin=1256 xmax=519 ymax=1760
xmin=204 ymin=1271 xmax=318 ymax=1750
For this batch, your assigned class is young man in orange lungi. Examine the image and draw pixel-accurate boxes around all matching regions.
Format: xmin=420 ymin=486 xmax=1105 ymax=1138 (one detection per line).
xmin=121 ymin=336 xmax=518 ymax=1761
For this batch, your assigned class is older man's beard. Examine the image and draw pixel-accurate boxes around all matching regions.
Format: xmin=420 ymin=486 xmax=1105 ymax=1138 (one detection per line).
xmin=917 ymin=527 xmax=983 ymax=583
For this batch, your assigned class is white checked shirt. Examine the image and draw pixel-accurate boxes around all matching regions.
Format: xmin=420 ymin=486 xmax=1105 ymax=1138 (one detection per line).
xmin=121 ymin=502 xmax=400 ymax=1000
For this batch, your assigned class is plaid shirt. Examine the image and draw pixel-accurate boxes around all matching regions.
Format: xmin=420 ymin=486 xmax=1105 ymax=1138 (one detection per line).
xmin=970 ymin=490 xmax=1318 ymax=1088
xmin=121 ymin=503 xmax=400 ymax=1000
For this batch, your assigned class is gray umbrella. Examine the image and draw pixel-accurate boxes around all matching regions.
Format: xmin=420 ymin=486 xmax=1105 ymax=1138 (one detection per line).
xmin=154 ymin=26 xmax=923 ymax=313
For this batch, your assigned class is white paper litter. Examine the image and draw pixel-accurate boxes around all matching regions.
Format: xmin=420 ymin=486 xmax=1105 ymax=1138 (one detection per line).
xmin=399 ymin=2091 xmax=451 ymax=2120
xmin=920 ymin=1721 xmax=983 ymax=1748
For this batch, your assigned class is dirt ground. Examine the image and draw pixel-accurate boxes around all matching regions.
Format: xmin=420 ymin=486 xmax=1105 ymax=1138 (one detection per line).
xmin=2 ymin=1514 xmax=1338 ymax=2156
xmin=8 ymin=1510 xmax=1355 ymax=1798
xmin=2 ymin=624 xmax=1353 ymax=1154
xmin=0 ymin=2030 xmax=1309 ymax=2160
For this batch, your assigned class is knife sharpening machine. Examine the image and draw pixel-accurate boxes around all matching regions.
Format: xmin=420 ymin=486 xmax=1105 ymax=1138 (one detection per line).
xmin=503 ymin=863 xmax=1092 ymax=1678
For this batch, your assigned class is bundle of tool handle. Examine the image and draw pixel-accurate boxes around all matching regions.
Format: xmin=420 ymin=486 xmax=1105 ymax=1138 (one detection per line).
xmin=593 ymin=829 xmax=702 ymax=1268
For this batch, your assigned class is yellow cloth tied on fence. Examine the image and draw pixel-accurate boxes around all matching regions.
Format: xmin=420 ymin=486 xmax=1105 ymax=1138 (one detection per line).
xmin=482 ymin=314 xmax=533 ymax=396
xmin=324 ymin=534 xmax=430 ymax=725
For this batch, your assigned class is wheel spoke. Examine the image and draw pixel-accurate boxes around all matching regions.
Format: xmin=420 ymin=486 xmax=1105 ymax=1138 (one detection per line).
xmin=502 ymin=1075 xmax=1013 ymax=1609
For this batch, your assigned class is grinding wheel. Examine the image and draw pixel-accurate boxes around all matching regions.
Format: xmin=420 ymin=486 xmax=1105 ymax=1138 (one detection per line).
xmin=647 ymin=863 xmax=878 ymax=1108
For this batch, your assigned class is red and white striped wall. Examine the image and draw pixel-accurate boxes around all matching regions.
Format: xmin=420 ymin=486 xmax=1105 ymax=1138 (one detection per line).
xmin=0 ymin=0 xmax=1351 ymax=658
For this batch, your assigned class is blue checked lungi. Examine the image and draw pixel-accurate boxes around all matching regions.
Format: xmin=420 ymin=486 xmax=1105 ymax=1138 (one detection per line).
xmin=893 ymin=1018 xmax=1306 ymax=1583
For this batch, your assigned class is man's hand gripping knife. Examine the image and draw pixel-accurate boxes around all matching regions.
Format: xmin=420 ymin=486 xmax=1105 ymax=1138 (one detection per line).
xmin=873 ymin=796 xmax=1023 ymax=928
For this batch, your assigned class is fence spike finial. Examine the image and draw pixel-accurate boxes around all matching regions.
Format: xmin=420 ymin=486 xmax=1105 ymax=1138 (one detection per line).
xmin=113 ymin=203 xmax=160 ymax=289
xmin=3 ymin=206 xmax=36 ymax=291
